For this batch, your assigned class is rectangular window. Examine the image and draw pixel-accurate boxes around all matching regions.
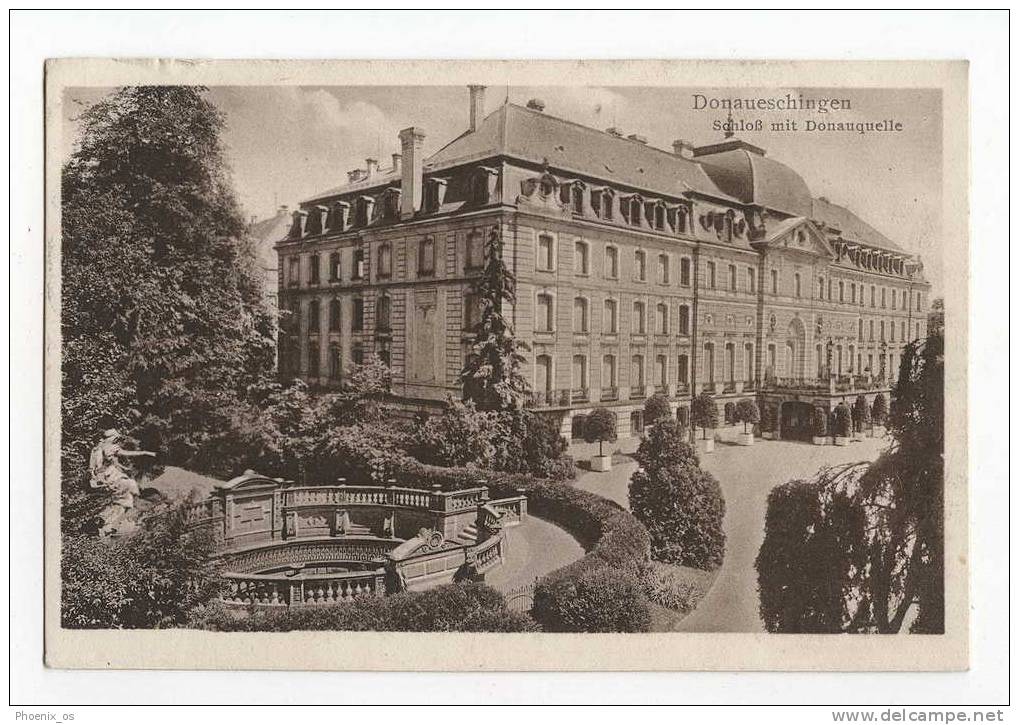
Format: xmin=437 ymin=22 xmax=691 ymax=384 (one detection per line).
xmin=605 ymin=246 xmax=619 ymax=279
xmin=288 ymin=257 xmax=300 ymax=287
xmin=658 ymin=254 xmax=670 ymax=284
xmin=309 ymin=254 xmax=320 ymax=285
xmin=729 ymin=264 xmax=737 ymax=291
xmin=747 ymin=267 xmax=756 ymax=294
xmin=536 ymin=294 xmax=553 ymax=332
xmin=881 ymin=288 xmax=887 ymax=308
xmin=329 ymin=252 xmax=341 ymax=282
xmin=575 ymin=241 xmax=589 ymax=275
xmin=352 ymin=298 xmax=364 ymax=331
xmin=771 ymin=269 xmax=778 ymax=294
xmin=537 ymin=234 xmax=554 ymax=271
xmin=677 ymin=354 xmax=689 ymax=384
xmin=353 ymin=249 xmax=365 ymax=280
xmin=634 ymin=250 xmax=647 ymax=281
xmin=707 ymin=261 xmax=716 ymax=289
xmin=678 ymin=305 xmax=690 ymax=336
xmin=680 ymin=257 xmax=692 ymax=286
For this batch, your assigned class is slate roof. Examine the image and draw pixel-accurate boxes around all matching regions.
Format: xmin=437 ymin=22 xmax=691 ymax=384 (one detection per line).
xmin=427 ymin=103 xmax=738 ymax=202
xmin=811 ymin=196 xmax=904 ymax=254
xmin=248 ymin=208 xmax=291 ymax=267
xmin=696 ymin=144 xmax=814 ymax=218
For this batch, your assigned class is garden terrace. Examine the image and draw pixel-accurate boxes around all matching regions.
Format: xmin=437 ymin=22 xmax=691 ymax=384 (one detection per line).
xmin=185 ymin=470 xmax=528 ymax=607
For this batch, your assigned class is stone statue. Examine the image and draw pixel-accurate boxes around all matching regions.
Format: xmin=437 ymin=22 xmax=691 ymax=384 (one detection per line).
xmin=89 ymin=429 xmax=155 ymax=536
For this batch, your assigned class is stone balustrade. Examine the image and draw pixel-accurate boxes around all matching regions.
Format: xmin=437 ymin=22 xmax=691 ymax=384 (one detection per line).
xmin=221 ymin=568 xmax=385 ymax=607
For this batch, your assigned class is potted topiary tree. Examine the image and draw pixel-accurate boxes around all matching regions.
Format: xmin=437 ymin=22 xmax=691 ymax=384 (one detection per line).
xmin=832 ymin=402 xmax=853 ymax=446
xmin=871 ymin=393 xmax=888 ymax=438
xmin=760 ymin=403 xmax=776 ymax=440
xmin=852 ymin=394 xmax=870 ymax=442
xmin=584 ymin=407 xmax=617 ymax=472
xmin=811 ymin=406 xmax=829 ymax=445
xmin=691 ymin=391 xmax=719 ymax=453
xmin=734 ymin=398 xmax=760 ymax=446
xmin=642 ymin=392 xmax=671 ymax=430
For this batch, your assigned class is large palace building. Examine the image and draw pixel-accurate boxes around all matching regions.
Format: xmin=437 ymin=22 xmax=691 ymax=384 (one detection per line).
xmin=275 ymin=86 xmax=930 ymax=440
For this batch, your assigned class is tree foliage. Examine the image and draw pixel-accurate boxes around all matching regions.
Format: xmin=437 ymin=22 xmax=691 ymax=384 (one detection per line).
xmin=756 ymin=326 xmax=945 ymax=633
xmin=853 ymin=394 xmax=871 ymax=432
xmin=735 ymin=398 xmax=760 ymax=434
xmin=61 ymin=86 xmax=275 ymax=495
xmin=690 ymin=391 xmax=719 ymax=439
xmin=872 ymin=393 xmax=889 ymax=425
xmin=833 ymin=402 xmax=853 ymax=438
xmin=629 ymin=419 xmax=726 ymax=569
xmin=459 ymin=227 xmax=530 ymax=411
xmin=643 ymin=393 xmax=671 ymax=425
xmin=583 ymin=407 xmax=617 ymax=456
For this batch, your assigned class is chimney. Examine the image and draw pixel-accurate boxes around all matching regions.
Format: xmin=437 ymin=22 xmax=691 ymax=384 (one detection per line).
xmin=365 ymin=158 xmax=378 ymax=178
xmin=399 ymin=127 xmax=426 ymax=220
xmin=672 ymin=139 xmax=695 ymax=159
xmin=347 ymin=169 xmax=363 ymax=184
xmin=627 ymin=133 xmax=648 ymax=144
xmin=278 ymin=204 xmax=289 ymax=216
xmin=526 ymin=98 xmax=546 ymax=112
xmin=391 ymin=153 xmax=402 ymax=174
xmin=606 ymin=126 xmax=623 ymax=137
xmin=468 ymin=85 xmax=486 ymax=132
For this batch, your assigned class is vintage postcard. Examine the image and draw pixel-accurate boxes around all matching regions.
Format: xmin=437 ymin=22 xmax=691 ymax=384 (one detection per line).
xmin=44 ymin=59 xmax=967 ymax=671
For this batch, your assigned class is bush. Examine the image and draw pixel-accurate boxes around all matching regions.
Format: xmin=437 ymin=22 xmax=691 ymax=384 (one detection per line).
xmin=853 ymin=395 xmax=871 ymax=432
xmin=190 ymin=582 xmax=537 ymax=632
xmin=872 ymin=393 xmax=888 ymax=425
xmin=532 ymin=564 xmax=651 ymax=633
xmin=638 ymin=562 xmax=706 ymax=614
xmin=735 ymin=398 xmax=760 ymax=434
xmin=414 ymin=396 xmax=501 ymax=468
xmin=643 ymin=393 xmax=671 ymax=425
xmin=583 ymin=407 xmax=617 ymax=457
xmin=493 ymin=409 xmax=575 ymax=481
xmin=691 ymin=392 xmax=719 ymax=439
xmin=676 ymin=405 xmax=690 ymax=430
xmin=833 ymin=402 xmax=853 ymax=438
xmin=760 ymin=403 xmax=776 ymax=432
xmin=629 ymin=425 xmax=726 ymax=570
xmin=62 ymin=499 xmax=220 ymax=628
xmin=810 ymin=407 xmax=828 ymax=437
xmin=723 ymin=401 xmax=736 ymax=425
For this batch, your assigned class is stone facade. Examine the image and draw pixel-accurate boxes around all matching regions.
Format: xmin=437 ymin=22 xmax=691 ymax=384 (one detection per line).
xmin=275 ymin=88 xmax=930 ymax=438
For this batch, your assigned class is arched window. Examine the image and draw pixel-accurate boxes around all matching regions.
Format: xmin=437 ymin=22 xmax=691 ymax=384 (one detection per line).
xmin=818 ymin=276 xmax=825 ymax=299
xmin=655 ymin=302 xmax=668 ymax=335
xmin=858 ymin=318 xmax=864 ymax=341
xmin=851 ymin=282 xmax=856 ymax=304
xmin=376 ymin=295 xmax=391 ymax=332
xmin=890 ymin=319 xmax=896 ymax=342
xmin=633 ymin=301 xmax=646 ymax=334
xmin=603 ymin=299 xmax=618 ymax=333
xmin=891 ymin=288 xmax=897 ymax=309
xmin=869 ymin=319 xmax=874 ymax=341
xmin=634 ymin=250 xmax=647 ymax=281
xmin=653 ymin=204 xmax=666 ymax=230
xmin=466 ymin=231 xmax=485 ymax=271
xmin=535 ymin=355 xmax=553 ymax=393
xmin=307 ymin=299 xmax=320 ymax=332
xmin=605 ymin=245 xmax=619 ymax=279
xmin=571 ymin=184 xmax=585 ymax=215
xmin=677 ymin=354 xmax=689 ymax=385
xmin=329 ymin=298 xmax=341 ymax=332
xmin=377 ymin=243 xmax=392 ymax=278
xmin=728 ymin=264 xmax=737 ymax=291
xmin=629 ymin=197 xmax=643 ymax=226
xmin=881 ymin=287 xmax=887 ymax=308
xmin=602 ymin=190 xmax=614 ymax=220
xmin=794 ymin=272 xmax=802 ymax=297
xmin=575 ymin=241 xmax=590 ymax=275
xmin=573 ymin=297 xmax=589 ymax=333
xmin=870 ymin=285 xmax=876 ymax=307
xmin=678 ymin=304 xmax=691 ymax=335
xmin=747 ymin=267 xmax=756 ymax=294
xmin=536 ymin=293 xmax=554 ymax=332
xmin=418 ymin=237 xmax=435 ymax=276
xmin=658 ymin=253 xmax=670 ymax=284
xmin=675 ymin=206 xmax=688 ymax=234
xmin=839 ymin=280 xmax=845 ymax=302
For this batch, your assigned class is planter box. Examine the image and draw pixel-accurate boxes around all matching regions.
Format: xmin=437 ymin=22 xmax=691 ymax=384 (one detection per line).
xmin=738 ymin=432 xmax=754 ymax=446
xmin=701 ymin=438 xmax=715 ymax=454
xmin=761 ymin=431 xmax=774 ymax=440
xmin=590 ymin=455 xmax=612 ymax=472
xmin=812 ymin=436 xmax=829 ymax=446
xmin=853 ymin=431 xmax=865 ymax=442
xmin=834 ymin=436 xmax=850 ymax=446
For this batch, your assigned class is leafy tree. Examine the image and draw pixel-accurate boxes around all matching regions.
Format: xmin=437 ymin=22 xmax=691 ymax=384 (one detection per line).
xmin=760 ymin=403 xmax=776 ymax=433
xmin=690 ymin=391 xmax=719 ymax=440
xmin=61 ymin=498 xmax=220 ymax=628
xmin=629 ymin=419 xmax=726 ymax=569
xmin=583 ymin=407 xmax=617 ymax=457
xmin=61 ymin=86 xmax=274 ymax=498
xmin=810 ymin=406 xmax=828 ymax=437
xmin=734 ymin=398 xmax=760 ymax=434
xmin=414 ymin=396 xmax=501 ymax=468
xmin=323 ymin=353 xmax=393 ymax=426
xmin=833 ymin=402 xmax=853 ymax=437
xmin=492 ymin=409 xmax=574 ymax=480
xmin=853 ymin=394 xmax=871 ymax=433
xmin=872 ymin=393 xmax=889 ymax=425
xmin=643 ymin=393 xmax=671 ymax=425
xmin=459 ymin=227 xmax=530 ymax=411
xmin=756 ymin=326 xmax=945 ymax=633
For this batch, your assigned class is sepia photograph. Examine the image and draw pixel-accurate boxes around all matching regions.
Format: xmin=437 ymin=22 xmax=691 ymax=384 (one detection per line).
xmin=48 ymin=64 xmax=961 ymax=658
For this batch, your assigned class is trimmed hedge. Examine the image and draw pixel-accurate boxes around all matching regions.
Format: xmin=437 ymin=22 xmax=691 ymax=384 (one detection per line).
xmin=190 ymin=582 xmax=537 ymax=632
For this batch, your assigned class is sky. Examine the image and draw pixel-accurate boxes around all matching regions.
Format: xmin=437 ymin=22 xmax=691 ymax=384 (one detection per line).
xmin=61 ymin=84 xmax=942 ymax=292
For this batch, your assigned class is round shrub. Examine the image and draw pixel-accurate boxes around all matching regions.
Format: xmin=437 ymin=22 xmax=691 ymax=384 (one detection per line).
xmin=532 ymin=563 xmax=651 ymax=632
xmin=643 ymin=393 xmax=671 ymax=425
xmin=735 ymin=398 xmax=760 ymax=433
xmin=833 ymin=402 xmax=853 ymax=438
xmin=634 ymin=418 xmax=697 ymax=471
xmin=584 ymin=407 xmax=617 ymax=457
xmin=853 ymin=395 xmax=871 ymax=432
xmin=723 ymin=401 xmax=736 ymax=425
xmin=811 ymin=407 xmax=828 ymax=437
xmin=872 ymin=393 xmax=888 ymax=425
xmin=691 ymin=392 xmax=719 ymax=439
xmin=629 ymin=461 xmax=726 ymax=570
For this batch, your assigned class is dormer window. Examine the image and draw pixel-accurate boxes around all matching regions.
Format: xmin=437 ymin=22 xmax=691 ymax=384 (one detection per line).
xmin=539 ymin=176 xmax=555 ymax=197
xmin=423 ymin=178 xmax=448 ymax=213
xmin=676 ymin=206 xmax=689 ymax=234
xmin=625 ymin=196 xmax=644 ymax=227
xmin=590 ymin=189 xmax=602 ymax=217
xmin=381 ymin=189 xmax=400 ymax=221
xmin=472 ymin=168 xmax=496 ymax=205
xmin=571 ymin=183 xmax=585 ymax=215
xmin=652 ymin=203 xmax=666 ymax=231
xmin=355 ymin=196 xmax=374 ymax=227
xmin=602 ymin=190 xmax=614 ymax=220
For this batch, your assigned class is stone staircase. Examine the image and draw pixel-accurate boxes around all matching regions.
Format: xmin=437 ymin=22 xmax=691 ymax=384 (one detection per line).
xmin=452 ymin=523 xmax=478 ymax=545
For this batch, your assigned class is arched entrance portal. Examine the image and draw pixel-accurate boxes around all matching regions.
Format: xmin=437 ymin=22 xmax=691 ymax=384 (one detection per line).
xmin=780 ymin=401 xmax=814 ymax=441
xmin=785 ymin=317 xmax=806 ymax=380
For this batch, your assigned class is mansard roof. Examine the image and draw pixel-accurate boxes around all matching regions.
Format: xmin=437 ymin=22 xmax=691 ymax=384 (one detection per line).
xmin=696 ymin=142 xmax=814 ymax=218
xmin=426 ymin=102 xmax=738 ymax=202
xmin=811 ymin=196 xmax=904 ymax=254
